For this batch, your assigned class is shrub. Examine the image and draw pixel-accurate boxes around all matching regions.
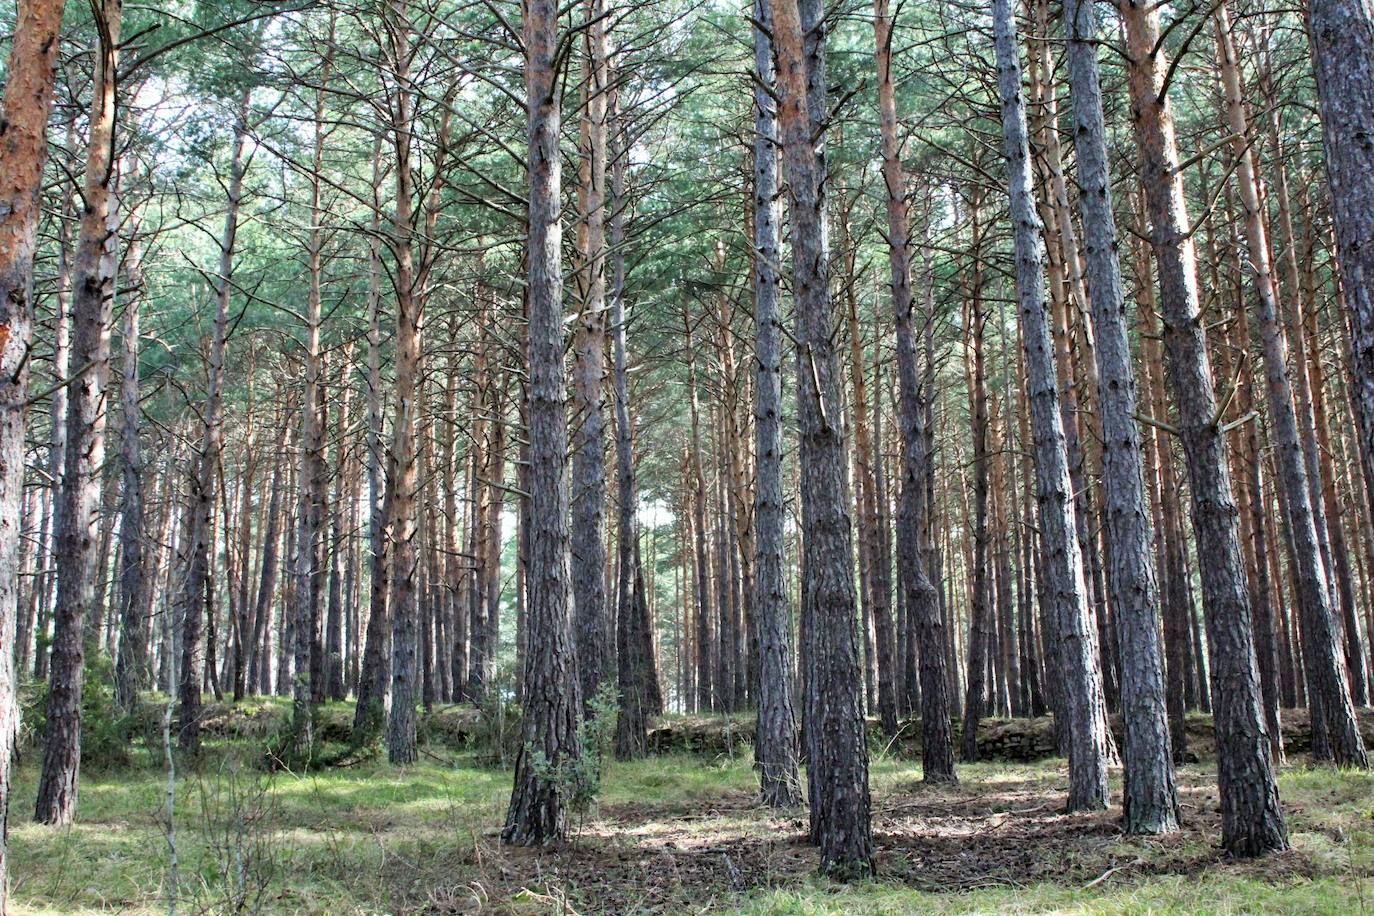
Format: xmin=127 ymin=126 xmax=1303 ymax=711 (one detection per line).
xmin=20 ymin=656 xmax=137 ymax=770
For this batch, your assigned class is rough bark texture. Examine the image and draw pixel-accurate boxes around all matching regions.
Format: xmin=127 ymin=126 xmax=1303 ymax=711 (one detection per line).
xmin=115 ymin=223 xmax=151 ymax=711
xmin=353 ymin=138 xmax=392 ymax=738
xmin=1122 ymin=0 xmax=1289 ymax=857
xmin=876 ymin=0 xmax=956 ymax=782
xmin=292 ymin=64 xmax=333 ymax=760
xmin=504 ymin=0 xmax=582 ymax=845
xmin=962 ymin=267 xmax=992 ymax=763
xmin=572 ymin=0 xmax=611 ymax=716
xmin=609 ymin=82 xmax=659 ymax=759
xmin=36 ymin=1 xmax=122 ymax=824
xmin=386 ymin=37 xmax=421 ymax=766
xmin=991 ymin=0 xmax=1111 ymax=814
xmin=1215 ymin=6 xmax=1367 ymax=769
xmin=773 ymin=0 xmax=874 ymax=877
xmin=751 ymin=0 xmax=802 ymax=806
xmin=1063 ymin=0 xmax=1178 ymax=833
xmin=1308 ymin=0 xmax=1374 ymax=626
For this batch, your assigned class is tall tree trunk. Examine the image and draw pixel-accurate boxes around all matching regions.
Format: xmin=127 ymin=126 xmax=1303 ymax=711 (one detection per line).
xmin=115 ymin=220 xmax=151 ymax=711
xmin=1214 ymin=6 xmax=1367 ymax=768
xmin=773 ymin=0 xmax=873 ymax=876
xmin=961 ymin=237 xmax=993 ymax=761
xmin=292 ymin=53 xmax=334 ymax=758
xmin=609 ymin=81 xmax=658 ymax=759
xmin=991 ymin=0 xmax=1111 ymax=813
xmin=353 ymin=132 xmax=391 ymax=736
xmin=1062 ymin=0 xmax=1178 ymax=832
xmin=572 ymin=0 xmax=611 ymax=716
xmin=35 ymin=0 xmax=122 ymax=824
xmin=504 ymin=0 xmax=582 ymax=844
xmin=1121 ymin=0 xmax=1288 ymax=856
xmin=1307 ymin=0 xmax=1374 ymax=576
xmin=751 ymin=0 xmax=802 ymax=803
xmin=179 ymin=88 xmax=249 ymax=753
xmin=385 ymin=23 xmax=421 ymax=765
xmin=685 ymin=316 xmax=714 ymax=711
xmin=875 ymin=0 xmax=955 ymax=780
xmin=250 ymin=417 xmax=289 ymax=696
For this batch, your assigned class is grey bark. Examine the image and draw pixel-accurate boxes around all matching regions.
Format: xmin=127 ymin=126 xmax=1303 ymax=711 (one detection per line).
xmin=991 ymin=0 xmax=1111 ymax=813
xmin=1121 ymin=0 xmax=1288 ymax=856
xmin=1063 ymin=0 xmax=1178 ymax=833
xmin=504 ymin=0 xmax=583 ymax=844
xmin=751 ymin=0 xmax=802 ymax=805
xmin=572 ymin=0 xmax=611 ymax=716
xmin=35 ymin=0 xmax=122 ymax=824
xmin=773 ymin=0 xmax=873 ymax=876
xmin=1215 ymin=6 xmax=1366 ymax=769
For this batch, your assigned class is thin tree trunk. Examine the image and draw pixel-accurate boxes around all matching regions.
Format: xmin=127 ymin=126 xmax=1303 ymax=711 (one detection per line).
xmin=572 ymin=0 xmax=611 ymax=716
xmin=751 ymin=0 xmax=801 ymax=803
xmin=179 ymin=88 xmax=250 ymax=754
xmin=115 ymin=219 xmax=151 ymax=711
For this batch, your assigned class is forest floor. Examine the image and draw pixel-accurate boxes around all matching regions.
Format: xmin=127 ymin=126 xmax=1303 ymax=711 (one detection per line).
xmin=8 ymin=701 xmax=1374 ymax=914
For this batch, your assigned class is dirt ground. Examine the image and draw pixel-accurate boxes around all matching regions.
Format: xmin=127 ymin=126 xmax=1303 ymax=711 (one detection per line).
xmin=413 ymin=763 xmax=1343 ymax=914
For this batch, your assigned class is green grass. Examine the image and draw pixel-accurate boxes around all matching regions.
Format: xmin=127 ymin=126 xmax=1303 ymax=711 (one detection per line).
xmin=8 ymin=723 xmax=1374 ymax=914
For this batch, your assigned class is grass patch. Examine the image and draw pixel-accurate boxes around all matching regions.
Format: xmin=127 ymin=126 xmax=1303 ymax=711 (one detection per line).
xmin=7 ymin=711 xmax=1374 ymax=913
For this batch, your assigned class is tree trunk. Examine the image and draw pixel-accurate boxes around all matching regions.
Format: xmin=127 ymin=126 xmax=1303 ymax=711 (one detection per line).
xmin=875 ymin=0 xmax=955 ymax=779
xmin=385 ymin=25 xmax=421 ymax=765
xmin=504 ymin=0 xmax=582 ymax=844
xmin=991 ymin=0 xmax=1111 ymax=813
xmin=179 ymin=88 xmax=249 ymax=754
xmin=353 ymin=134 xmax=392 ymax=738
xmin=1121 ymin=0 xmax=1288 ymax=856
xmin=1307 ymin=0 xmax=1374 ymax=604
xmin=35 ymin=0 xmax=121 ymax=825
xmin=1214 ymin=6 xmax=1366 ymax=768
xmin=751 ymin=0 xmax=802 ymax=803
xmin=291 ymin=56 xmax=334 ymax=758
xmin=572 ymin=0 xmax=611 ymax=716
xmin=115 ymin=219 xmax=151 ymax=711
xmin=1062 ymin=0 xmax=1178 ymax=833
xmin=773 ymin=0 xmax=873 ymax=876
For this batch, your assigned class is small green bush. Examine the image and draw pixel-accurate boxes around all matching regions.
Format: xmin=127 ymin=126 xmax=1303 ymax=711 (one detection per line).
xmin=20 ymin=656 xmax=136 ymax=771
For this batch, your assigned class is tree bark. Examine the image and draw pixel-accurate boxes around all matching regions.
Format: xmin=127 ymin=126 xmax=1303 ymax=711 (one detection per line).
xmin=35 ymin=0 xmax=122 ymax=824
xmin=1062 ymin=0 xmax=1178 ymax=833
xmin=572 ymin=0 xmax=611 ymax=716
xmin=504 ymin=0 xmax=582 ymax=844
xmin=1214 ymin=5 xmax=1366 ymax=768
xmin=1307 ymin=0 xmax=1374 ymax=608
xmin=1121 ymin=0 xmax=1288 ymax=856
xmin=874 ymin=0 xmax=955 ymax=780
xmin=115 ymin=218 xmax=151 ymax=711
xmin=773 ymin=0 xmax=873 ymax=876
xmin=385 ymin=23 xmax=421 ymax=765
xmin=751 ymin=0 xmax=802 ymax=804
xmin=179 ymin=87 xmax=249 ymax=753
xmin=991 ymin=0 xmax=1111 ymax=813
